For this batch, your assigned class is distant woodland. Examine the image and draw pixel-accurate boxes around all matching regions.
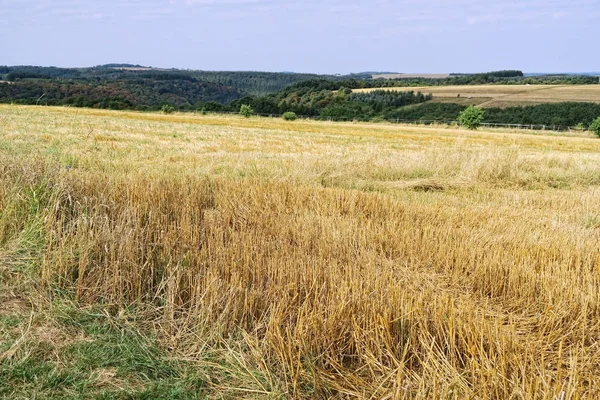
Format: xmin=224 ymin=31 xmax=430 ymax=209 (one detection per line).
xmin=1 ymin=66 xmax=599 ymax=128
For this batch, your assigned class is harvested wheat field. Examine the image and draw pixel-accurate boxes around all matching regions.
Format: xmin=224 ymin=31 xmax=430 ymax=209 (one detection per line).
xmin=1 ymin=104 xmax=600 ymax=399
xmin=354 ymin=84 xmax=600 ymax=108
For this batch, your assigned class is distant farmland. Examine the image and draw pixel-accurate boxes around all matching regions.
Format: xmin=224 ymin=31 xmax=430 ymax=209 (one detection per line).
xmin=372 ymin=73 xmax=451 ymax=79
xmin=354 ymin=84 xmax=600 ymax=108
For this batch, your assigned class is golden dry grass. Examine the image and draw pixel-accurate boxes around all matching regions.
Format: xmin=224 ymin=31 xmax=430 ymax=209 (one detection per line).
xmin=354 ymin=85 xmax=600 ymax=108
xmin=2 ymin=104 xmax=600 ymax=398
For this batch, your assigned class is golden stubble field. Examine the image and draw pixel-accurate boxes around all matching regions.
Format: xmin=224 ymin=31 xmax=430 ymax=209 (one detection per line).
xmin=1 ymin=105 xmax=600 ymax=399
xmin=354 ymin=84 xmax=600 ymax=108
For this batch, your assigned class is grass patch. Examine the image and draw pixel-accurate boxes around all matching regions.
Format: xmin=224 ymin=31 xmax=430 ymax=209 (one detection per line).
xmin=0 ymin=303 xmax=208 ymax=400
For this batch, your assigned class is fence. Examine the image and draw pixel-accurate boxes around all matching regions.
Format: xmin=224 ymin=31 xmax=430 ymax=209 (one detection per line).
xmin=200 ymin=110 xmax=588 ymax=133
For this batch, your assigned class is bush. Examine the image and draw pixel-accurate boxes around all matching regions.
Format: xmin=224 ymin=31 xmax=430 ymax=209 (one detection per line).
xmin=458 ymin=106 xmax=485 ymax=130
xmin=590 ymin=117 xmax=600 ymax=137
xmin=161 ymin=104 xmax=174 ymax=114
xmin=240 ymin=104 xmax=254 ymax=118
xmin=282 ymin=112 xmax=297 ymax=121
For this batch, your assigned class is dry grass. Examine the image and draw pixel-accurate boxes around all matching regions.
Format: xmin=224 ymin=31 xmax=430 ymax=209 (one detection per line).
xmin=2 ymin=104 xmax=600 ymax=398
xmin=354 ymin=85 xmax=600 ymax=108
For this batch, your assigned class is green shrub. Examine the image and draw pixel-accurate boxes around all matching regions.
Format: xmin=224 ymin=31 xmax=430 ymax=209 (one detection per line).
xmin=283 ymin=112 xmax=297 ymax=121
xmin=458 ymin=106 xmax=485 ymax=130
xmin=161 ymin=104 xmax=174 ymax=114
xmin=240 ymin=104 xmax=254 ymax=118
xmin=590 ymin=117 xmax=600 ymax=137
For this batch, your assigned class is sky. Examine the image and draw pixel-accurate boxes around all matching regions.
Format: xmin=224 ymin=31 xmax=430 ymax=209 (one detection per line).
xmin=1 ymin=0 xmax=599 ymax=74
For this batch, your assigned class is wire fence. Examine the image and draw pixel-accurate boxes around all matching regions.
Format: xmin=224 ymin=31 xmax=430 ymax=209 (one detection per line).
xmin=200 ymin=110 xmax=589 ymax=133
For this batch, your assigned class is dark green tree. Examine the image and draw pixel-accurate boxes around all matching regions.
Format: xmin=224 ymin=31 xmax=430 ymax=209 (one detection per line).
xmin=458 ymin=106 xmax=485 ymax=130
xmin=590 ymin=117 xmax=600 ymax=137
xmin=161 ymin=104 xmax=175 ymax=114
xmin=283 ymin=112 xmax=297 ymax=121
xmin=240 ymin=104 xmax=254 ymax=118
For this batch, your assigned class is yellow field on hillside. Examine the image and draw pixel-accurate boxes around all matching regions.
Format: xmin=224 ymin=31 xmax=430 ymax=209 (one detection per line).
xmin=354 ymin=84 xmax=600 ymax=108
xmin=2 ymin=105 xmax=600 ymax=398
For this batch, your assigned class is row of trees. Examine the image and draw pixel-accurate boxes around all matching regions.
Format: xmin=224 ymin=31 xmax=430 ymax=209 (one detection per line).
xmin=232 ymin=102 xmax=600 ymax=135
xmin=461 ymin=70 xmax=524 ymax=78
xmin=286 ymin=75 xmax=598 ymax=92
xmin=384 ymin=102 xmax=600 ymax=128
xmin=373 ymin=74 xmax=597 ymax=87
xmin=485 ymin=103 xmax=600 ymax=127
xmin=459 ymin=106 xmax=600 ymax=136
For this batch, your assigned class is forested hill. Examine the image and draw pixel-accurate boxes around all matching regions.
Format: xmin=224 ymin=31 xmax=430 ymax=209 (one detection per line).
xmin=0 ymin=66 xmax=597 ymax=111
xmin=179 ymin=71 xmax=340 ymax=95
xmin=0 ymin=65 xmax=341 ymax=96
xmin=0 ymin=78 xmax=243 ymax=110
xmin=0 ymin=65 xmax=347 ymax=109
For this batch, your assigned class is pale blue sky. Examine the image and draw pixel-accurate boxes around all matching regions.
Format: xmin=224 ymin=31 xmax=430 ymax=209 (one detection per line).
xmin=1 ymin=0 xmax=598 ymax=74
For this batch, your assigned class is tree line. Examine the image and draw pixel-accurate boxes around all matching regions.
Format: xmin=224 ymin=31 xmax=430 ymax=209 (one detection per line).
xmin=384 ymin=102 xmax=600 ymax=128
xmin=451 ymin=70 xmax=524 ymax=78
xmin=306 ymin=74 xmax=598 ymax=89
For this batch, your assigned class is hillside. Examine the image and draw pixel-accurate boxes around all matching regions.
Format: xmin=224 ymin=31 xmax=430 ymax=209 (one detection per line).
xmin=1 ymin=67 xmax=599 ymax=127
xmin=0 ymin=65 xmax=342 ymax=99
xmin=0 ymin=78 xmax=243 ymax=110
